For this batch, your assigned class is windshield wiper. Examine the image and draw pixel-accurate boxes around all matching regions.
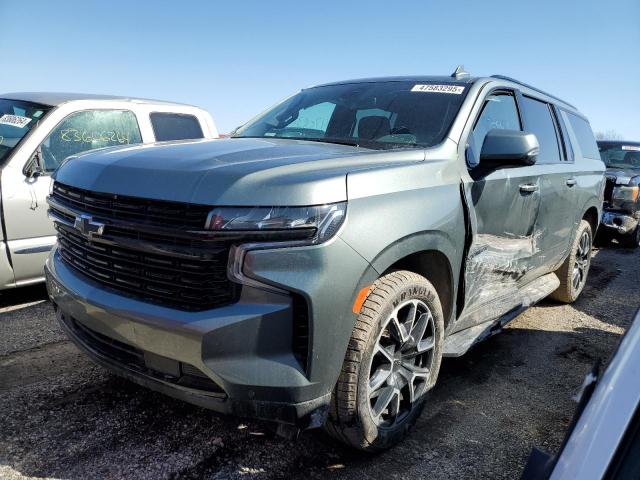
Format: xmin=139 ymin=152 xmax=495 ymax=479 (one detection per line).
xmin=233 ymin=135 xmax=419 ymax=150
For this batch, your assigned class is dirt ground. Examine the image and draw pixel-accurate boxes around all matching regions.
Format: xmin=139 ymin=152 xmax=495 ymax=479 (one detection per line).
xmin=0 ymin=246 xmax=637 ymax=480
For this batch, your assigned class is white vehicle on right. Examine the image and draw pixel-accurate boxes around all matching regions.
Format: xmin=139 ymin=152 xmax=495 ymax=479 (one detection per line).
xmin=522 ymin=308 xmax=640 ymax=479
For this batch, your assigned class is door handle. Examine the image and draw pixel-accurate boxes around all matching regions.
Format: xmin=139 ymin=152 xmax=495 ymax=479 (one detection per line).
xmin=519 ymin=183 xmax=539 ymax=193
xmin=566 ymin=178 xmax=577 ymax=187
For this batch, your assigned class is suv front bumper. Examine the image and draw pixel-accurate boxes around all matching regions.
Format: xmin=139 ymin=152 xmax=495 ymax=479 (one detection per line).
xmin=46 ymin=237 xmax=374 ymax=429
xmin=602 ymin=210 xmax=639 ymax=235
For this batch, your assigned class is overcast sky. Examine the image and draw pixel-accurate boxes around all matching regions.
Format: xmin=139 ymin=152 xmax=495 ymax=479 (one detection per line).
xmin=2 ymin=0 xmax=638 ymax=138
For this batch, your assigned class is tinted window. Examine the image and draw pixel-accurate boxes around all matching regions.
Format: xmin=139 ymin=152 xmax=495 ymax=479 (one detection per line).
xmin=0 ymin=98 xmax=51 ymax=164
xmin=567 ymin=113 xmax=600 ymax=160
xmin=234 ymin=81 xmax=470 ymax=149
xmin=40 ymin=110 xmax=142 ymax=172
xmin=598 ymin=142 xmax=640 ymax=169
xmin=473 ymin=92 xmax=521 ymax=155
xmin=521 ymin=96 xmax=561 ymax=163
xmin=150 ymin=113 xmax=204 ymax=141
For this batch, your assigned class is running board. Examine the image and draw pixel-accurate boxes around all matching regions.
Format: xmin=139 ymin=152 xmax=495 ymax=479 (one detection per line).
xmin=443 ymin=272 xmax=560 ymax=357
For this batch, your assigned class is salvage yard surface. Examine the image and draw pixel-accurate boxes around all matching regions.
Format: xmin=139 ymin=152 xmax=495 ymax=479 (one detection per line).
xmin=0 ymin=247 xmax=637 ymax=480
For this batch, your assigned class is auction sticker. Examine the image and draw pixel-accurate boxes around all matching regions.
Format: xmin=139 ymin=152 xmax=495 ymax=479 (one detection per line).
xmin=411 ymin=84 xmax=465 ymax=94
xmin=0 ymin=114 xmax=32 ymax=129
xmin=622 ymin=145 xmax=640 ymax=151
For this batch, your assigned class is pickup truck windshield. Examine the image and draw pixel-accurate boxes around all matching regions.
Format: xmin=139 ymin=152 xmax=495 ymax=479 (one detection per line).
xmin=0 ymin=98 xmax=51 ymax=163
xmin=233 ymin=81 xmax=469 ymax=149
xmin=599 ymin=142 xmax=640 ymax=170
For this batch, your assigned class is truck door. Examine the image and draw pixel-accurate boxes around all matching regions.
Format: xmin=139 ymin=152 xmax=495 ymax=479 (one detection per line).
xmin=460 ymin=90 xmax=542 ymax=328
xmin=3 ymin=109 xmax=143 ymax=285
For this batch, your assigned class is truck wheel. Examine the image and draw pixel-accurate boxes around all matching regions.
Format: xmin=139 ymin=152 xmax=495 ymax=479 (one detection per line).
xmin=550 ymin=220 xmax=593 ymax=303
xmin=618 ymin=226 xmax=640 ymax=249
xmin=325 ymin=271 xmax=444 ymax=451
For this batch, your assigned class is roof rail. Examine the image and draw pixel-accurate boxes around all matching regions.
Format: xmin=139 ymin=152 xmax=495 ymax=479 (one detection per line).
xmin=490 ymin=75 xmax=576 ymax=109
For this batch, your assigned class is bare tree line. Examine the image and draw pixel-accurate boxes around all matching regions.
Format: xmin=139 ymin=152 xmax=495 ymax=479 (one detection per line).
xmin=595 ymin=130 xmax=624 ymax=140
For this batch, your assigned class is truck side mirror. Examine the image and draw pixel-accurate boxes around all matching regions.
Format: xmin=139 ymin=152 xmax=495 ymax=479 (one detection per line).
xmin=24 ymin=148 xmax=45 ymax=178
xmin=480 ymin=129 xmax=539 ymax=167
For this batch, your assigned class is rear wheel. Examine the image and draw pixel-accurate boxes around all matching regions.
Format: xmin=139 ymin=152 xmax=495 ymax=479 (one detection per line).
xmin=550 ymin=220 xmax=593 ymax=303
xmin=325 ymin=271 xmax=444 ymax=451
xmin=618 ymin=225 xmax=640 ymax=249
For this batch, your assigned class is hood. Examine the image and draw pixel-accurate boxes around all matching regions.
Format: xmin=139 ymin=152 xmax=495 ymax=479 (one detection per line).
xmin=606 ymin=166 xmax=640 ymax=184
xmin=53 ymin=137 xmax=424 ymax=206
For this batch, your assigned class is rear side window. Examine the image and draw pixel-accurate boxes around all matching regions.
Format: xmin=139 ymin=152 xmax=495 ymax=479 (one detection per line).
xmin=566 ymin=113 xmax=600 ymax=160
xmin=150 ymin=113 xmax=204 ymax=141
xmin=521 ymin=96 xmax=561 ymax=164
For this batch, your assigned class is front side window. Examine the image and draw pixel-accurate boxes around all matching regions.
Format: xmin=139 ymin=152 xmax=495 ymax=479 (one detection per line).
xmin=598 ymin=142 xmax=640 ymax=169
xmin=0 ymin=98 xmax=51 ymax=165
xmin=233 ymin=81 xmax=470 ymax=149
xmin=150 ymin=113 xmax=204 ymax=141
xmin=40 ymin=110 xmax=142 ymax=172
xmin=521 ymin=96 xmax=562 ymax=164
xmin=472 ymin=92 xmax=521 ymax=155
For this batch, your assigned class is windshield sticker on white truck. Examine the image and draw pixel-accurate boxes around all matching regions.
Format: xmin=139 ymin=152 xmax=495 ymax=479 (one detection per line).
xmin=622 ymin=145 xmax=640 ymax=151
xmin=0 ymin=114 xmax=32 ymax=129
xmin=411 ymin=84 xmax=465 ymax=94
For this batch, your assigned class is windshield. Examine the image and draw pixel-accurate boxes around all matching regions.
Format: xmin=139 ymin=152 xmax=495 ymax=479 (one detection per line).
xmin=598 ymin=142 xmax=640 ymax=169
xmin=0 ymin=98 xmax=51 ymax=163
xmin=233 ymin=81 xmax=469 ymax=149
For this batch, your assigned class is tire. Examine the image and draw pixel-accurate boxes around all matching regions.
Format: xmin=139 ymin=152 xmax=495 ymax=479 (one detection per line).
xmin=550 ymin=220 xmax=593 ymax=303
xmin=325 ymin=270 xmax=444 ymax=451
xmin=618 ymin=225 xmax=640 ymax=249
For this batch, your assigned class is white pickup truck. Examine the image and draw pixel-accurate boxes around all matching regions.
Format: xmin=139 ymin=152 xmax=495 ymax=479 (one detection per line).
xmin=0 ymin=92 xmax=217 ymax=290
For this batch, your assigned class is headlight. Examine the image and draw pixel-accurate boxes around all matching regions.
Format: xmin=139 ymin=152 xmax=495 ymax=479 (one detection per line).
xmin=204 ymin=202 xmax=346 ymax=244
xmin=612 ymin=185 xmax=639 ymax=202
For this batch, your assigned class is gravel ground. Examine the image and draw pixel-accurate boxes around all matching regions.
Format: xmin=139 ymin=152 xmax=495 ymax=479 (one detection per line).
xmin=0 ymin=246 xmax=638 ymax=480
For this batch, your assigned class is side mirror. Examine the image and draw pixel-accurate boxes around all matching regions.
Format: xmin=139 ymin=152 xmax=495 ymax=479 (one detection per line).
xmin=24 ymin=148 xmax=45 ymax=178
xmin=480 ymin=129 xmax=539 ymax=167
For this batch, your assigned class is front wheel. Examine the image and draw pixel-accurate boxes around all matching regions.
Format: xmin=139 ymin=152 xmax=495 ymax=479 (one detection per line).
xmin=325 ymin=271 xmax=444 ymax=451
xmin=550 ymin=220 xmax=593 ymax=303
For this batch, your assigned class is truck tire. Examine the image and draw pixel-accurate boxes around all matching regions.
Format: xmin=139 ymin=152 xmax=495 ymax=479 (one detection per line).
xmin=550 ymin=220 xmax=593 ymax=303
xmin=618 ymin=225 xmax=640 ymax=249
xmin=325 ymin=270 xmax=444 ymax=451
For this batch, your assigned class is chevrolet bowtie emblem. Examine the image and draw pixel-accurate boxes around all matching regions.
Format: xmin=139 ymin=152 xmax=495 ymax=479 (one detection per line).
xmin=74 ymin=214 xmax=105 ymax=237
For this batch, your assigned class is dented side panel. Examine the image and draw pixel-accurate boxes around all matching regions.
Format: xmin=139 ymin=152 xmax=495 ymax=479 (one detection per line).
xmin=456 ymin=166 xmax=544 ymax=332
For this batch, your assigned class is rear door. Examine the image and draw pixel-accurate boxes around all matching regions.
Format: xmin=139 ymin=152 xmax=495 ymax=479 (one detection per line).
xmin=519 ymin=96 xmax=577 ymax=273
xmin=460 ymin=89 xmax=542 ymax=324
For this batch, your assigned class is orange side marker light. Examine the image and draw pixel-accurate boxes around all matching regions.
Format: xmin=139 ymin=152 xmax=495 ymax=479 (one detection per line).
xmin=352 ymin=285 xmax=372 ymax=314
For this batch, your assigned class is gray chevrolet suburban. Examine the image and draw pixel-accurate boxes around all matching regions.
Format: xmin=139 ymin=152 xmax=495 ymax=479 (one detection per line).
xmin=45 ymin=69 xmax=605 ymax=451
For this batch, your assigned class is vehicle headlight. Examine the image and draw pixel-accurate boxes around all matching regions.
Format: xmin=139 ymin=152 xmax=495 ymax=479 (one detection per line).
xmin=204 ymin=202 xmax=346 ymax=244
xmin=612 ymin=185 xmax=639 ymax=202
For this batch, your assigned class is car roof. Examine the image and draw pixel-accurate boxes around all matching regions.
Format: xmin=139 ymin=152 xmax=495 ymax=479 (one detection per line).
xmin=0 ymin=92 xmax=195 ymax=108
xmin=597 ymin=140 xmax=640 ymax=146
xmin=311 ymin=74 xmax=578 ymax=113
xmin=314 ymin=75 xmax=478 ymax=87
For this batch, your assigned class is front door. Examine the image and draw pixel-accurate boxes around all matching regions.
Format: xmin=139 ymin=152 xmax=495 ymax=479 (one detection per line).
xmin=3 ymin=109 xmax=143 ymax=285
xmin=460 ymin=90 xmax=542 ymax=328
